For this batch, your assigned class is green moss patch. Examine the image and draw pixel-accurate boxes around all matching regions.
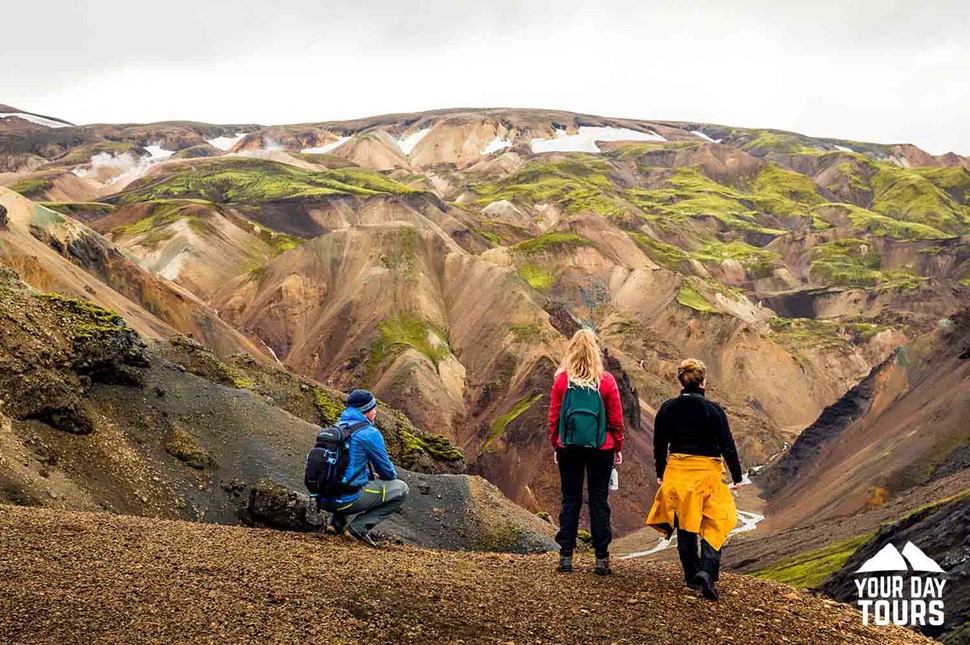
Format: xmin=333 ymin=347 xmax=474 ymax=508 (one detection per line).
xmin=110 ymin=200 xmax=212 ymax=239
xmin=400 ymin=427 xmax=465 ymax=464
xmin=164 ymin=425 xmax=215 ymax=470
xmin=741 ymin=130 xmax=817 ymax=155
xmin=38 ymin=202 xmax=116 ymax=219
xmin=484 ymin=392 xmax=544 ymax=449
xmin=629 ymin=233 xmax=692 ymax=271
xmin=819 ymin=203 xmax=949 ymax=240
xmin=626 ymin=168 xmax=788 ymax=235
xmin=37 ymin=293 xmax=125 ymax=340
xmin=517 ymin=264 xmax=555 ymax=291
xmin=474 ymin=519 xmax=526 ymax=552
xmin=312 ymin=387 xmax=345 ymax=425
xmin=809 ymin=239 xmax=924 ymax=289
xmin=378 ymin=228 xmax=419 ymax=280
xmin=752 ymin=533 xmax=873 ymax=588
xmin=372 ymin=314 xmax=451 ymax=369
xmin=111 ymin=157 xmax=422 ymax=206
xmin=768 ymin=317 xmax=890 ymax=351
xmin=9 ymin=178 xmax=52 ymax=198
xmin=675 ymin=280 xmax=720 ymax=314
xmin=691 ymin=240 xmax=781 ymax=279
xmin=509 ymin=323 xmax=544 ymax=344
xmin=471 ymin=157 xmax=632 ymax=217
xmin=513 ymin=232 xmax=590 ymax=255
xmin=870 ymin=164 xmax=970 ymax=235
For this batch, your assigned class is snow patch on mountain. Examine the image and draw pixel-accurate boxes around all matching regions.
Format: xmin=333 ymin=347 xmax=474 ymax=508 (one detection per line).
xmin=302 ymin=137 xmax=350 ymax=154
xmin=206 ymin=133 xmax=246 ymax=151
xmin=531 ymin=126 xmax=665 ymax=153
xmin=834 ymin=144 xmax=854 ymax=153
xmin=0 ymin=112 xmax=71 ymax=128
xmin=482 ymin=136 xmax=512 ymax=155
xmin=691 ymin=130 xmax=722 ymax=143
xmin=398 ymin=128 xmax=431 ymax=155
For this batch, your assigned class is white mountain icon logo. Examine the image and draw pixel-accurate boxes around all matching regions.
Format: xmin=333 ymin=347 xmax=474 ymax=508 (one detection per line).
xmin=856 ymin=541 xmax=945 ymax=574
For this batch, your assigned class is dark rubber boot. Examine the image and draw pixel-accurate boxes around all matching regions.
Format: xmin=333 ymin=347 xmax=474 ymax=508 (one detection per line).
xmin=694 ymin=571 xmax=719 ymax=601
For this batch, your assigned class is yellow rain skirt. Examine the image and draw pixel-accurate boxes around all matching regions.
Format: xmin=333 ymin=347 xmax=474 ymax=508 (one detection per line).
xmin=645 ymin=454 xmax=738 ymax=551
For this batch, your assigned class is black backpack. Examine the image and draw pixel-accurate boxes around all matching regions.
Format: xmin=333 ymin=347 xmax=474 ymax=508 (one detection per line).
xmin=304 ymin=421 xmax=369 ymax=501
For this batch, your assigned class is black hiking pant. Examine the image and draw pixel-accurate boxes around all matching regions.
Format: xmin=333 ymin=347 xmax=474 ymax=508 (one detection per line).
xmin=676 ymin=528 xmax=722 ymax=584
xmin=556 ymin=446 xmax=614 ymax=559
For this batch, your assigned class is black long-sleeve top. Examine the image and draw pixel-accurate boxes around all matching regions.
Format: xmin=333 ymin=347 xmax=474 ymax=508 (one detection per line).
xmin=654 ymin=386 xmax=743 ymax=484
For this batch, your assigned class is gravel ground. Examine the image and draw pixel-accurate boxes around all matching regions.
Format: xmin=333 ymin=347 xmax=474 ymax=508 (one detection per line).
xmin=0 ymin=505 xmax=931 ymax=645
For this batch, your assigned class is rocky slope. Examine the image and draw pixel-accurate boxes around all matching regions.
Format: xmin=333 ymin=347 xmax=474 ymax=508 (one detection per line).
xmin=1 ymin=106 xmax=968 ymax=536
xmin=759 ymin=303 xmax=970 ymax=532
xmin=0 ymin=187 xmax=264 ymax=356
xmin=0 ymin=268 xmax=550 ymax=552
xmin=719 ymin=303 xmax=970 ymax=642
xmin=0 ymin=504 xmax=931 ymax=645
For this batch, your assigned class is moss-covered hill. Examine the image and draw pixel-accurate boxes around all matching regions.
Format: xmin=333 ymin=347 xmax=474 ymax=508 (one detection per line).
xmin=3 ymin=107 xmax=968 ymax=540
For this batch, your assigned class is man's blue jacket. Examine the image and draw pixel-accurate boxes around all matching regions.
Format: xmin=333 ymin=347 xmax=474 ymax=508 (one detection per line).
xmin=324 ymin=406 xmax=398 ymax=506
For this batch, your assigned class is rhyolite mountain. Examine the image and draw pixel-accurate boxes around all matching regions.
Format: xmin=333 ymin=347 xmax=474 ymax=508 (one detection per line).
xmin=1 ymin=106 xmax=968 ymax=539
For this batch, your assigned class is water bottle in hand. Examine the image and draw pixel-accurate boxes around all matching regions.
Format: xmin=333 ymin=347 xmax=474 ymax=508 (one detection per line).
xmin=609 ymin=467 xmax=619 ymax=491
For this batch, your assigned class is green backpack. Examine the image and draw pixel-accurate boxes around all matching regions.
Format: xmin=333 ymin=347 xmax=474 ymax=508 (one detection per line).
xmin=559 ymin=384 xmax=607 ymax=448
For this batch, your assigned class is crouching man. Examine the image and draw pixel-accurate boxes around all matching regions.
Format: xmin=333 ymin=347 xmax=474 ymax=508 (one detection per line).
xmin=310 ymin=389 xmax=409 ymax=547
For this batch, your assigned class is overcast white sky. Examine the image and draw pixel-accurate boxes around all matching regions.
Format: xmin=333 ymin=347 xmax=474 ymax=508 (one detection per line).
xmin=5 ymin=0 xmax=969 ymax=154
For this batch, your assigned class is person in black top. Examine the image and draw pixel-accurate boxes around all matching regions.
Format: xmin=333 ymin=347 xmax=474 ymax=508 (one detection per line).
xmin=653 ymin=358 xmax=745 ymax=598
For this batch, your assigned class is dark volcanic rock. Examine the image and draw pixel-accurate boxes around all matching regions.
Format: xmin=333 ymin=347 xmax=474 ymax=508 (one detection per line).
xmin=604 ymin=349 xmax=642 ymax=433
xmin=242 ymin=479 xmax=329 ymax=532
xmin=0 ymin=268 xmax=147 ymax=434
xmin=759 ymin=355 xmax=895 ymax=497
xmin=544 ymin=300 xmax=581 ymax=338
xmin=0 ymin=204 xmax=7 ymax=228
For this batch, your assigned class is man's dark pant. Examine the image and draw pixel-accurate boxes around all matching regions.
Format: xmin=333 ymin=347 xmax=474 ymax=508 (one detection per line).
xmin=677 ymin=528 xmax=722 ymax=583
xmin=556 ymin=446 xmax=614 ymax=558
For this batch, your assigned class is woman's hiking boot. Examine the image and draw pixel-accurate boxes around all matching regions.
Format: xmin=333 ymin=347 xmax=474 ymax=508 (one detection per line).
xmin=694 ymin=571 xmax=719 ymax=601
xmin=558 ymin=554 xmax=574 ymax=573
xmin=593 ymin=557 xmax=612 ymax=576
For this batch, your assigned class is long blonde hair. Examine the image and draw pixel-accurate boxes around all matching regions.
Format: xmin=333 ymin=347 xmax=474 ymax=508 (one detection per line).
xmin=556 ymin=328 xmax=604 ymax=389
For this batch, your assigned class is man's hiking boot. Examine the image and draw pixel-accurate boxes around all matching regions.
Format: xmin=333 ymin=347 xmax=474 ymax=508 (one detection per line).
xmin=694 ymin=571 xmax=718 ymax=601
xmin=593 ymin=557 xmax=612 ymax=576
xmin=348 ymin=525 xmax=379 ymax=548
xmin=558 ymin=555 xmax=574 ymax=573
xmin=326 ymin=520 xmax=345 ymax=536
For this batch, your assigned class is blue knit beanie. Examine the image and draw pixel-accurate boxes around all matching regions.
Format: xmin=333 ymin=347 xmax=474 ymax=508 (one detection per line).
xmin=346 ymin=389 xmax=377 ymax=413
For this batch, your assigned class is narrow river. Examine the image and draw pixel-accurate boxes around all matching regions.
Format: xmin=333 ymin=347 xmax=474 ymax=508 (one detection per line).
xmin=619 ymin=509 xmax=765 ymax=560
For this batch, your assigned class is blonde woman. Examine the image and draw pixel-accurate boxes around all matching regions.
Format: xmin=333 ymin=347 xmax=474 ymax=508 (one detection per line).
xmin=646 ymin=359 xmax=744 ymax=601
xmin=548 ymin=329 xmax=625 ymax=575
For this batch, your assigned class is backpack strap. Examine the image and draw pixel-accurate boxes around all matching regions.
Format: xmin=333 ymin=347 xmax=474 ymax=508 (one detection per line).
xmin=338 ymin=420 xmax=374 ymax=486
xmin=337 ymin=420 xmax=371 ymax=438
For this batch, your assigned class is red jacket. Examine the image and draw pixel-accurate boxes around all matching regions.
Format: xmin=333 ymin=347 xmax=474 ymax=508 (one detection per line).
xmin=548 ymin=371 xmax=625 ymax=451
